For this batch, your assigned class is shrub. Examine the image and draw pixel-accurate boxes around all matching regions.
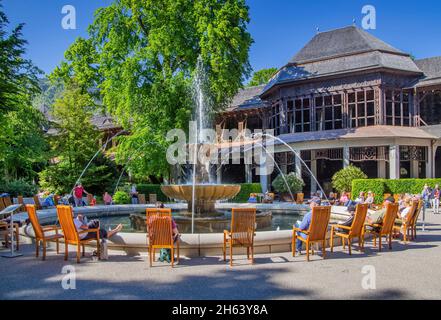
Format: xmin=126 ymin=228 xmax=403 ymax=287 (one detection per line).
xmin=231 ymin=183 xmax=262 ymax=203
xmin=272 ymin=172 xmax=304 ymax=194
xmin=352 ymin=178 xmax=441 ymax=203
xmin=352 ymin=179 xmax=386 ymax=204
xmin=0 ymin=179 xmax=38 ymax=197
xmin=113 ymin=191 xmax=130 ymax=204
xmin=332 ymin=165 xmax=367 ymax=193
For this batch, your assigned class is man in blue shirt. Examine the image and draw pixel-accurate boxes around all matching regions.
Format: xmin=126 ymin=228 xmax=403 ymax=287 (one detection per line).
xmin=295 ymin=197 xmax=321 ymax=255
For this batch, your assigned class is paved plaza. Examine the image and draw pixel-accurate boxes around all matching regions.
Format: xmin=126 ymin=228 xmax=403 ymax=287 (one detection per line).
xmin=1 ymin=210 xmax=441 ymax=300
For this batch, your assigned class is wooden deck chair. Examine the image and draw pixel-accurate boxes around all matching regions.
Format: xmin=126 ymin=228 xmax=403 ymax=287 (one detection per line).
xmin=223 ymin=208 xmax=256 ymax=266
xmin=17 ymin=195 xmax=26 ymax=211
xmin=33 ymin=195 xmax=42 ymax=210
xmin=138 ymin=194 xmax=146 ymax=204
xmin=26 ymin=204 xmax=63 ymax=260
xmin=0 ymin=218 xmax=20 ymax=250
xmin=2 ymin=196 xmax=12 ymax=208
xmin=56 ymin=205 xmax=100 ymax=263
xmin=364 ymin=203 xmax=399 ymax=251
xmin=86 ymin=194 xmax=93 ymax=206
xmin=292 ymin=206 xmax=331 ymax=261
xmin=409 ymin=200 xmax=423 ymax=240
xmin=149 ymin=194 xmax=157 ymax=204
xmin=393 ymin=200 xmax=418 ymax=243
xmin=393 ymin=194 xmax=401 ymax=203
xmin=0 ymin=198 xmax=5 ymax=211
xmin=146 ymin=208 xmax=179 ymax=267
xmin=296 ymin=193 xmax=304 ymax=204
xmin=330 ymin=203 xmax=368 ymax=255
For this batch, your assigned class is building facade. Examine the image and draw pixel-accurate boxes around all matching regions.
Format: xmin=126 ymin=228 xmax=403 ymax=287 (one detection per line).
xmin=217 ymin=26 xmax=441 ymax=195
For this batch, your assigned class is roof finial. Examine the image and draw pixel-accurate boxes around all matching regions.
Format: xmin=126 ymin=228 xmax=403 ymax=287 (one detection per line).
xmin=352 ymin=18 xmax=356 ymax=26
xmin=316 ymin=27 xmax=320 ymax=34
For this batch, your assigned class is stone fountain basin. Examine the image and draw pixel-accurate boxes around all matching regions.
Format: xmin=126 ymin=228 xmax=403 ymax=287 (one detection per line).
xmin=16 ymin=203 xmax=356 ymax=257
xmin=160 ymin=184 xmax=241 ymax=201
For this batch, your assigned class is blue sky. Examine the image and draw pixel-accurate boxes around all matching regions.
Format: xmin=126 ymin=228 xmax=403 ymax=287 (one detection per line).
xmin=3 ymin=0 xmax=441 ymax=76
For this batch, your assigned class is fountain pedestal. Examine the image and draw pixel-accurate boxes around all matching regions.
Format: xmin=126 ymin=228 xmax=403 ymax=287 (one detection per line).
xmin=160 ymin=184 xmax=241 ymax=214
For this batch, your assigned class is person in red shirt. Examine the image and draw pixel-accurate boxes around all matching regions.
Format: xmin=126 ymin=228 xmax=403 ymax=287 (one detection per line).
xmin=73 ymin=183 xmax=88 ymax=207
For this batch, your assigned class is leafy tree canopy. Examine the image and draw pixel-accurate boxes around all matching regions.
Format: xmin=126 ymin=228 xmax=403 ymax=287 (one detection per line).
xmin=0 ymin=1 xmax=48 ymax=182
xmin=247 ymin=67 xmax=277 ymax=87
xmin=51 ymin=0 xmax=253 ymax=179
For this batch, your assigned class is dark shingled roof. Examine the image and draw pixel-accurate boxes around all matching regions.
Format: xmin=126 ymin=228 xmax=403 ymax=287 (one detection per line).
xmin=226 ymin=85 xmax=266 ymax=112
xmin=290 ymin=26 xmax=404 ymax=64
xmin=411 ymin=56 xmax=441 ymax=88
xmin=262 ymin=26 xmax=422 ymax=96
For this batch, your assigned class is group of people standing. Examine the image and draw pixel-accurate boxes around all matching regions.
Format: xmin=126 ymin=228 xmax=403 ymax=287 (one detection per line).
xmin=422 ymin=184 xmax=440 ymax=213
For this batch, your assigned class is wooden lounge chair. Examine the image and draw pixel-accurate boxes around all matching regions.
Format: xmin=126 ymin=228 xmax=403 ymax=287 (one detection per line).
xmin=364 ymin=203 xmax=399 ymax=251
xmin=17 ymin=195 xmax=26 ymax=211
xmin=56 ymin=205 xmax=100 ymax=263
xmin=138 ymin=194 xmax=146 ymax=204
xmin=26 ymin=204 xmax=63 ymax=260
xmin=33 ymin=195 xmax=42 ymax=210
xmin=2 ymin=196 xmax=12 ymax=208
xmin=292 ymin=206 xmax=331 ymax=261
xmin=330 ymin=203 xmax=368 ymax=255
xmin=409 ymin=200 xmax=424 ymax=240
xmin=0 ymin=198 xmax=5 ymax=211
xmin=394 ymin=200 xmax=420 ymax=243
xmin=149 ymin=194 xmax=157 ymax=204
xmin=296 ymin=193 xmax=304 ymax=204
xmin=223 ymin=208 xmax=256 ymax=266
xmin=0 ymin=219 xmax=19 ymax=250
xmin=146 ymin=208 xmax=179 ymax=267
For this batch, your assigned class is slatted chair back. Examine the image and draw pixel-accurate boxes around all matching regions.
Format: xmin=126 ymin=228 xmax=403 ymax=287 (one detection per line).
xmin=381 ymin=203 xmax=399 ymax=236
xmin=86 ymin=194 xmax=94 ymax=206
xmin=393 ymin=194 xmax=401 ymax=203
xmin=308 ymin=206 xmax=331 ymax=242
xmin=349 ymin=203 xmax=368 ymax=238
xmin=17 ymin=195 xmax=26 ymax=211
xmin=138 ymin=194 xmax=146 ymax=204
xmin=230 ymin=208 xmax=256 ymax=246
xmin=296 ymin=193 xmax=304 ymax=204
xmin=410 ymin=200 xmax=423 ymax=227
xmin=3 ymin=196 xmax=12 ymax=207
xmin=57 ymin=205 xmax=79 ymax=243
xmin=149 ymin=194 xmax=157 ymax=204
xmin=404 ymin=200 xmax=419 ymax=225
xmin=146 ymin=208 xmax=173 ymax=247
xmin=26 ymin=204 xmax=44 ymax=239
xmin=33 ymin=195 xmax=42 ymax=210
xmin=0 ymin=198 xmax=5 ymax=211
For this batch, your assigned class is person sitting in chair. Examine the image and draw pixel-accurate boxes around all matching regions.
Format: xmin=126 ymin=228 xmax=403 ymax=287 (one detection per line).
xmin=294 ymin=197 xmax=321 ymax=255
xmin=365 ymin=196 xmax=395 ymax=233
xmin=334 ymin=205 xmax=357 ymax=234
xmin=74 ymin=214 xmax=122 ymax=241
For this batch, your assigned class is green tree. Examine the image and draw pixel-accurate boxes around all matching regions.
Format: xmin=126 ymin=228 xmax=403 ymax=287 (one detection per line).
xmin=247 ymin=67 xmax=277 ymax=87
xmin=52 ymin=0 xmax=253 ymax=179
xmin=39 ymin=82 xmax=118 ymax=194
xmin=0 ymin=2 xmax=48 ymax=181
xmin=332 ymin=165 xmax=368 ymax=193
xmin=272 ymin=172 xmax=304 ymax=194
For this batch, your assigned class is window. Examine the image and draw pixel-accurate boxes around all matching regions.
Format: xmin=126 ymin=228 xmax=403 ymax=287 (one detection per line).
xmin=270 ymin=103 xmax=281 ymax=135
xmin=348 ymin=89 xmax=376 ymax=128
xmin=385 ymin=90 xmax=411 ymax=126
xmin=315 ymin=94 xmax=343 ymax=131
xmin=286 ymin=97 xmax=311 ymax=133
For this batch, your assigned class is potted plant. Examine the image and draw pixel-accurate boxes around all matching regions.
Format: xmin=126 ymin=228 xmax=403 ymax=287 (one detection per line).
xmin=272 ymin=172 xmax=305 ymax=202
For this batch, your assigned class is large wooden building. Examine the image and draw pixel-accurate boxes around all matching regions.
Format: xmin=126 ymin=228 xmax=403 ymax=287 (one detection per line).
xmin=217 ymin=26 xmax=441 ymax=195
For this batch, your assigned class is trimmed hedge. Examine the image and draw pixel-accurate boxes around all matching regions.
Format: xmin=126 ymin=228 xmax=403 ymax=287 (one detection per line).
xmin=231 ymin=183 xmax=262 ymax=203
xmin=352 ymin=178 xmax=441 ymax=204
xmin=136 ymin=184 xmax=169 ymax=202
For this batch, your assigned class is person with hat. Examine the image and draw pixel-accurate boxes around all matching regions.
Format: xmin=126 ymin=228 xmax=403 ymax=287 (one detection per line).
xmin=294 ymin=197 xmax=321 ymax=255
xmin=365 ymin=196 xmax=395 ymax=232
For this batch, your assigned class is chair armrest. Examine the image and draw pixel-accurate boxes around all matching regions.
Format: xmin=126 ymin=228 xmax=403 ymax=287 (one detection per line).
xmin=293 ymin=227 xmax=309 ymax=235
xmin=332 ymin=224 xmax=351 ymax=231
xmin=78 ymin=228 xmax=99 ymax=234
xmin=42 ymin=225 xmax=61 ymax=231
xmin=223 ymin=230 xmax=230 ymax=235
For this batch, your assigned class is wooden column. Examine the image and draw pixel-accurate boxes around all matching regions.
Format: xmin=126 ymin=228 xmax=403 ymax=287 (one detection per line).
xmin=389 ymin=145 xmax=400 ymax=179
